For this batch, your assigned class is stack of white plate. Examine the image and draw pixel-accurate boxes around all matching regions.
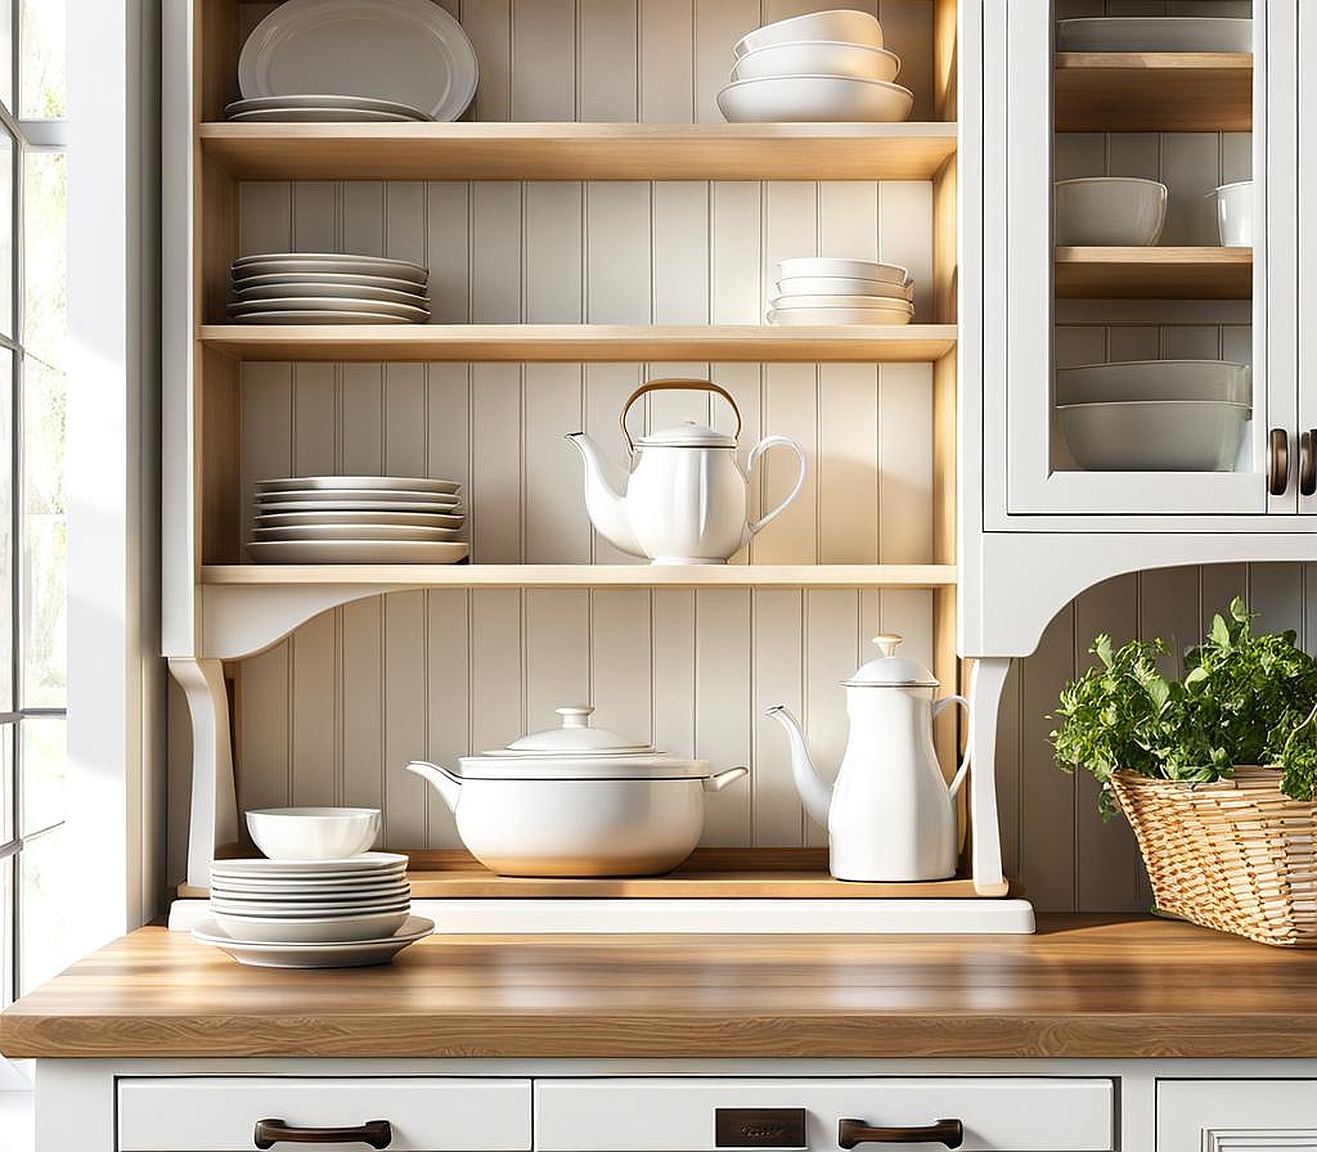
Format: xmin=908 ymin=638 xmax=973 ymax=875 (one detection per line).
xmin=718 ymin=10 xmax=913 ymax=123
xmin=194 ymin=853 xmax=434 ymax=969
xmin=225 ymin=95 xmax=433 ymax=122
xmin=229 ymin=253 xmax=432 ymax=325
xmin=767 ymin=257 xmax=914 ymax=326
xmin=250 ymin=475 xmax=468 ymax=564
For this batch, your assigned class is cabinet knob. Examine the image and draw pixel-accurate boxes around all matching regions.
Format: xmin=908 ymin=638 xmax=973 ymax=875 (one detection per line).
xmin=838 ymin=1117 xmax=963 ymax=1149
xmin=254 ymin=1118 xmax=392 ymax=1149
xmin=1301 ymin=430 xmax=1317 ymax=497
xmin=1269 ymin=427 xmax=1291 ymax=496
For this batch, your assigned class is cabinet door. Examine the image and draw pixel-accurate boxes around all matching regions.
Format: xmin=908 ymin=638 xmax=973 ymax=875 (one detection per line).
xmin=1158 ymin=1080 xmax=1317 ymax=1150
xmin=1299 ymin=0 xmax=1317 ymax=514
xmin=986 ymin=0 xmax=1297 ymax=519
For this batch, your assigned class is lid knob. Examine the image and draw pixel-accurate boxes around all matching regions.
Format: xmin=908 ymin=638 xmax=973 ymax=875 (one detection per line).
xmin=556 ymin=706 xmax=594 ymax=729
xmin=873 ymin=633 xmax=903 ymax=657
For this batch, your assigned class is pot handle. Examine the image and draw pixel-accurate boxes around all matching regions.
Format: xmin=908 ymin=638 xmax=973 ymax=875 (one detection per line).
xmin=619 ymin=378 xmax=742 ymax=453
xmin=931 ymin=694 xmax=971 ymax=798
xmin=703 ymin=766 xmax=749 ymax=793
xmin=746 ymin=436 xmax=808 ymax=537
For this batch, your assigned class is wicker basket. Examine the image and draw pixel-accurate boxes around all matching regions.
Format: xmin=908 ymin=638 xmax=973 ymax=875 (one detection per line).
xmin=1111 ymin=766 xmax=1317 ymax=947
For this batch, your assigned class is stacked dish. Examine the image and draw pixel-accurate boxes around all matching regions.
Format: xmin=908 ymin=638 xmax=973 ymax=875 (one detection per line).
xmin=195 ymin=851 xmax=434 ymax=969
xmin=235 ymin=0 xmax=478 ymax=122
xmin=718 ymin=9 xmax=913 ymax=123
xmin=767 ymin=257 xmax=914 ymax=326
xmin=230 ymin=253 xmax=431 ymax=325
xmin=1056 ymin=17 xmax=1251 ymax=52
xmin=250 ymin=475 xmax=468 ymax=564
xmin=1056 ymin=360 xmax=1252 ymax=472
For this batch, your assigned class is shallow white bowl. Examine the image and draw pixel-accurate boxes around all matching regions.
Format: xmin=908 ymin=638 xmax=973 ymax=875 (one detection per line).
xmin=1056 ymin=360 xmax=1252 ymax=407
xmin=1056 ymin=17 xmax=1251 ymax=53
xmin=777 ymin=274 xmax=914 ymax=300
xmin=777 ymin=256 xmax=908 ymax=285
xmin=1054 ymin=177 xmax=1168 ymax=246
xmin=731 ymin=41 xmax=900 ymax=83
xmin=771 ymin=292 xmax=913 ymax=311
xmin=718 ymin=75 xmax=913 ymax=123
xmin=768 ymin=304 xmax=912 ymax=326
xmin=1059 ymin=400 xmax=1250 ymax=472
xmin=214 ymin=908 xmax=410 ymax=944
xmin=734 ymin=9 xmax=884 ymax=57
xmin=1212 ymin=180 xmax=1254 ymax=247
xmin=246 ymin=807 xmax=382 ymax=860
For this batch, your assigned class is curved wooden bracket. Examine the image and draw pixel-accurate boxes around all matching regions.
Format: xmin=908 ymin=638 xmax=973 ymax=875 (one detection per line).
xmin=199 ymin=584 xmax=400 ymax=660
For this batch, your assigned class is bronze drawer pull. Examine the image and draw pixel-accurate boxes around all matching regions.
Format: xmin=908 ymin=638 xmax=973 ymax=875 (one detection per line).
xmin=253 ymin=1118 xmax=392 ymax=1148
xmin=1269 ymin=427 xmax=1290 ymax=496
xmin=838 ymin=1117 xmax=963 ymax=1149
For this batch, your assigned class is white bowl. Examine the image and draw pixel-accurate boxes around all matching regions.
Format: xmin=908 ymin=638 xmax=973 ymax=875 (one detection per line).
xmin=246 ymin=807 xmax=382 ymax=860
xmin=717 ymin=75 xmax=913 ymax=123
xmin=1212 ymin=180 xmax=1254 ymax=247
xmin=777 ymin=274 xmax=914 ymax=300
xmin=734 ymin=9 xmax=884 ymax=57
xmin=1054 ymin=177 xmax=1168 ymax=246
xmin=1056 ymin=361 xmax=1252 ymax=407
xmin=768 ymin=303 xmax=912 ymax=326
xmin=771 ymin=293 xmax=914 ymax=311
xmin=731 ymin=41 xmax=900 ymax=83
xmin=1059 ymin=400 xmax=1250 ymax=472
xmin=1056 ymin=17 xmax=1251 ymax=53
xmin=214 ymin=909 xmax=411 ymax=944
xmin=778 ymin=257 xmax=909 ymax=285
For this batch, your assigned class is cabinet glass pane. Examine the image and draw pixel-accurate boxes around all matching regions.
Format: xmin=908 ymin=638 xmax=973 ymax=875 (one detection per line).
xmin=0 ymin=349 xmax=12 ymax=716
xmin=20 ymin=355 xmax=63 ymax=709
xmin=18 ymin=823 xmax=71 ymax=996
xmin=0 ymin=855 xmax=11 ymax=1006
xmin=19 ymin=0 xmax=66 ymax=120
xmin=0 ymin=723 xmax=13 ymax=845
xmin=21 ymin=150 xmax=65 ymax=370
xmin=0 ymin=128 xmax=13 ymax=341
xmin=19 ymin=714 xmax=62 ymax=837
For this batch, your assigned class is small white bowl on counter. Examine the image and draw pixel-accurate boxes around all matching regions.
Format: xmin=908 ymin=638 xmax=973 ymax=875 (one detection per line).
xmin=1054 ymin=177 xmax=1168 ymax=246
xmin=246 ymin=806 xmax=382 ymax=860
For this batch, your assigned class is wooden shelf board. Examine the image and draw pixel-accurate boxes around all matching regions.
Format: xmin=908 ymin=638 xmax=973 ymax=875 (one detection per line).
xmin=1055 ymin=246 xmax=1252 ymax=299
xmin=1055 ymin=53 xmax=1252 ymax=131
xmin=179 ymin=848 xmax=1001 ymax=900
xmin=200 ymin=323 xmax=958 ymax=363
xmin=199 ymin=563 xmax=959 ymax=589
xmin=200 ymin=121 xmax=958 ymax=181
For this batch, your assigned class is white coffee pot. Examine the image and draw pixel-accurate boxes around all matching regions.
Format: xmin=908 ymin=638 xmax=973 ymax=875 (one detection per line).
xmin=566 ymin=379 xmax=806 ymax=565
xmin=766 ymin=634 xmax=972 ymax=882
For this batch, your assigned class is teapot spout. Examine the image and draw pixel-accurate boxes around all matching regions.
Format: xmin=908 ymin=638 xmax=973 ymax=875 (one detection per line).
xmin=764 ymin=705 xmax=833 ymax=828
xmin=564 ymin=432 xmax=644 ymax=558
xmin=405 ymin=760 xmax=463 ymax=813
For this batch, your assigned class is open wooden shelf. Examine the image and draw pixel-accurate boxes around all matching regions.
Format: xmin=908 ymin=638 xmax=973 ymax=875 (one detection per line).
xmin=1055 ymin=53 xmax=1252 ymax=131
xmin=1055 ymin=246 xmax=1253 ymax=299
xmin=179 ymin=848 xmax=1004 ymax=900
xmin=201 ymin=323 xmax=958 ymax=363
xmin=200 ymin=121 xmax=959 ymax=182
xmin=201 ymin=564 xmax=959 ymax=589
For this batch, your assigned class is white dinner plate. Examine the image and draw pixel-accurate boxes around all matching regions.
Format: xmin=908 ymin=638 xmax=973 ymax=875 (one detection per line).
xmin=247 ymin=540 xmax=470 ymax=564
xmin=230 ymin=296 xmax=431 ymax=321
xmin=258 ymin=475 xmax=460 ymax=495
xmin=253 ymin=524 xmax=462 ymax=542
xmin=232 ymin=270 xmax=431 ymax=293
xmin=232 ymin=281 xmax=430 ymax=307
xmin=255 ymin=510 xmax=464 ymax=529
xmin=210 ymin=852 xmax=408 ymax=878
xmin=767 ymin=306 xmax=913 ymax=326
xmin=192 ymin=915 xmax=434 ymax=968
xmin=227 ymin=310 xmax=422 ymax=325
xmin=257 ymin=499 xmax=463 ymax=516
xmin=776 ymin=275 xmax=915 ymax=301
xmin=233 ymin=253 xmax=428 ymax=284
xmin=227 ymin=107 xmax=422 ymax=123
xmin=210 ymin=898 xmax=412 ymax=918
xmin=227 ymin=93 xmax=432 ymax=118
xmin=211 ymin=879 xmax=411 ymax=898
xmin=238 ymin=0 xmax=478 ymax=121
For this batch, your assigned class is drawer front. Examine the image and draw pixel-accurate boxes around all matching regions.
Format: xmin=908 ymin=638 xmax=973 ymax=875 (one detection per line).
xmin=1158 ymin=1080 xmax=1317 ymax=1151
xmin=118 ymin=1077 xmax=532 ymax=1151
xmin=535 ymin=1078 xmax=1114 ymax=1152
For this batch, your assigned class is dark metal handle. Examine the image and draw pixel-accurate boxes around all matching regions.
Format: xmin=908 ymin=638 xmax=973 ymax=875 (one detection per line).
xmin=1301 ymin=430 xmax=1317 ymax=496
xmin=838 ymin=1117 xmax=963 ymax=1149
xmin=1269 ymin=427 xmax=1290 ymax=496
xmin=254 ymin=1118 xmax=392 ymax=1149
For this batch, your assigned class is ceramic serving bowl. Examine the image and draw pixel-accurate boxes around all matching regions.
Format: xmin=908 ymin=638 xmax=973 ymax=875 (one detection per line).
xmin=246 ymin=807 xmax=382 ymax=860
xmin=1212 ymin=180 xmax=1254 ymax=246
xmin=717 ymin=75 xmax=913 ymax=123
xmin=1055 ymin=360 xmax=1252 ymax=407
xmin=777 ymin=257 xmax=909 ymax=285
xmin=1054 ymin=177 xmax=1168 ymax=246
xmin=731 ymin=41 xmax=900 ymax=83
xmin=777 ymin=274 xmax=915 ymax=300
xmin=734 ymin=9 xmax=884 ymax=56
xmin=1056 ymin=16 xmax=1251 ymax=52
xmin=1060 ymin=400 xmax=1250 ymax=472
xmin=768 ymin=302 xmax=913 ymax=326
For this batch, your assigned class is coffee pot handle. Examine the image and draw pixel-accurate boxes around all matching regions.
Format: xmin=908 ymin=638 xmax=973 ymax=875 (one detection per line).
xmin=619 ymin=378 xmax=742 ymax=452
xmin=746 ymin=436 xmax=808 ymax=537
xmin=931 ymin=694 xmax=971 ymax=797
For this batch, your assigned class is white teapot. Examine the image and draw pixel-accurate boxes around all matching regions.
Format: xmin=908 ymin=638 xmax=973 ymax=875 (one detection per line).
xmin=566 ymin=379 xmax=806 ymax=565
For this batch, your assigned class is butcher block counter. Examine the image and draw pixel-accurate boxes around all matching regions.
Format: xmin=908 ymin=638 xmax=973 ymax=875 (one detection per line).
xmin=5 ymin=915 xmax=1317 ymax=1060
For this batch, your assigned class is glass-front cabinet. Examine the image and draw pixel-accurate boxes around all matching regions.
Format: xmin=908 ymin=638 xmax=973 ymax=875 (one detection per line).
xmin=984 ymin=0 xmax=1307 ymax=521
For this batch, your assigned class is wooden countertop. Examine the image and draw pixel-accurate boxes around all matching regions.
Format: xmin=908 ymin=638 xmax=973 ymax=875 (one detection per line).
xmin=4 ymin=916 xmax=1317 ymax=1060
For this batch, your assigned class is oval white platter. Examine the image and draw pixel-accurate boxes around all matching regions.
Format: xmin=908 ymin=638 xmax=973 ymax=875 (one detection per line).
xmin=246 ymin=539 xmax=470 ymax=564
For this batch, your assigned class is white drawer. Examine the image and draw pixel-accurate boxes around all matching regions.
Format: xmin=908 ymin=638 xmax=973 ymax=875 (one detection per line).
xmin=118 ymin=1076 xmax=532 ymax=1151
xmin=1157 ymin=1080 xmax=1317 ymax=1151
xmin=535 ymin=1078 xmax=1114 ymax=1152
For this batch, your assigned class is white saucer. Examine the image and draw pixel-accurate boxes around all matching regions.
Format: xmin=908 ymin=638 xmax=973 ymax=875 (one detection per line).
xmin=192 ymin=914 xmax=435 ymax=968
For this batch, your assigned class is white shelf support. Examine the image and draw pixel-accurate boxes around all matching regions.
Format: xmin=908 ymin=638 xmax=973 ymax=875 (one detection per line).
xmin=169 ymin=657 xmax=239 ymax=887
xmin=967 ymin=658 xmax=1011 ymax=897
xmin=199 ymin=583 xmax=398 ymax=660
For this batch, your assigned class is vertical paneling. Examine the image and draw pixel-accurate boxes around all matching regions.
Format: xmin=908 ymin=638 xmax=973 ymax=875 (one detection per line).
xmin=578 ymin=0 xmax=639 ymax=122
xmin=694 ymin=590 xmax=752 ymax=844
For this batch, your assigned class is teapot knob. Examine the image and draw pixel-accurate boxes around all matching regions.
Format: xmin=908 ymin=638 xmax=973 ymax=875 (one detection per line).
xmin=872 ymin=633 xmax=903 ymax=657
xmin=556 ymin=705 xmax=594 ymax=728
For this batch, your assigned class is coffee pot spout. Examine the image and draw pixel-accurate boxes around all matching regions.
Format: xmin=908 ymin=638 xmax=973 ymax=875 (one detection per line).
xmin=764 ymin=705 xmax=833 ymax=827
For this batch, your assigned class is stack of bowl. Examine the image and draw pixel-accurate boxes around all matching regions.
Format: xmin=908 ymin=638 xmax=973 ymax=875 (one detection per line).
xmin=718 ymin=9 xmax=913 ymax=123
xmin=767 ymin=257 xmax=914 ymax=325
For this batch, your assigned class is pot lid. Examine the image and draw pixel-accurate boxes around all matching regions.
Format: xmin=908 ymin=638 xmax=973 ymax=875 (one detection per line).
xmin=497 ymin=706 xmax=655 ymax=756
xmin=636 ymin=420 xmax=737 ymax=449
xmin=843 ymin=634 xmax=940 ymax=688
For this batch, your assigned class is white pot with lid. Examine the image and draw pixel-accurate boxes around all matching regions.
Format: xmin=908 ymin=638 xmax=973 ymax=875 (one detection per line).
xmin=405 ymin=706 xmax=749 ymax=877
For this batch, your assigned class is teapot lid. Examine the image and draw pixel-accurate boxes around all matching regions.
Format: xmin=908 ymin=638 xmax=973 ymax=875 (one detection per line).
xmin=637 ymin=420 xmax=737 ymax=449
xmin=499 ymin=706 xmax=655 ymax=756
xmin=843 ymin=634 xmax=939 ymax=688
